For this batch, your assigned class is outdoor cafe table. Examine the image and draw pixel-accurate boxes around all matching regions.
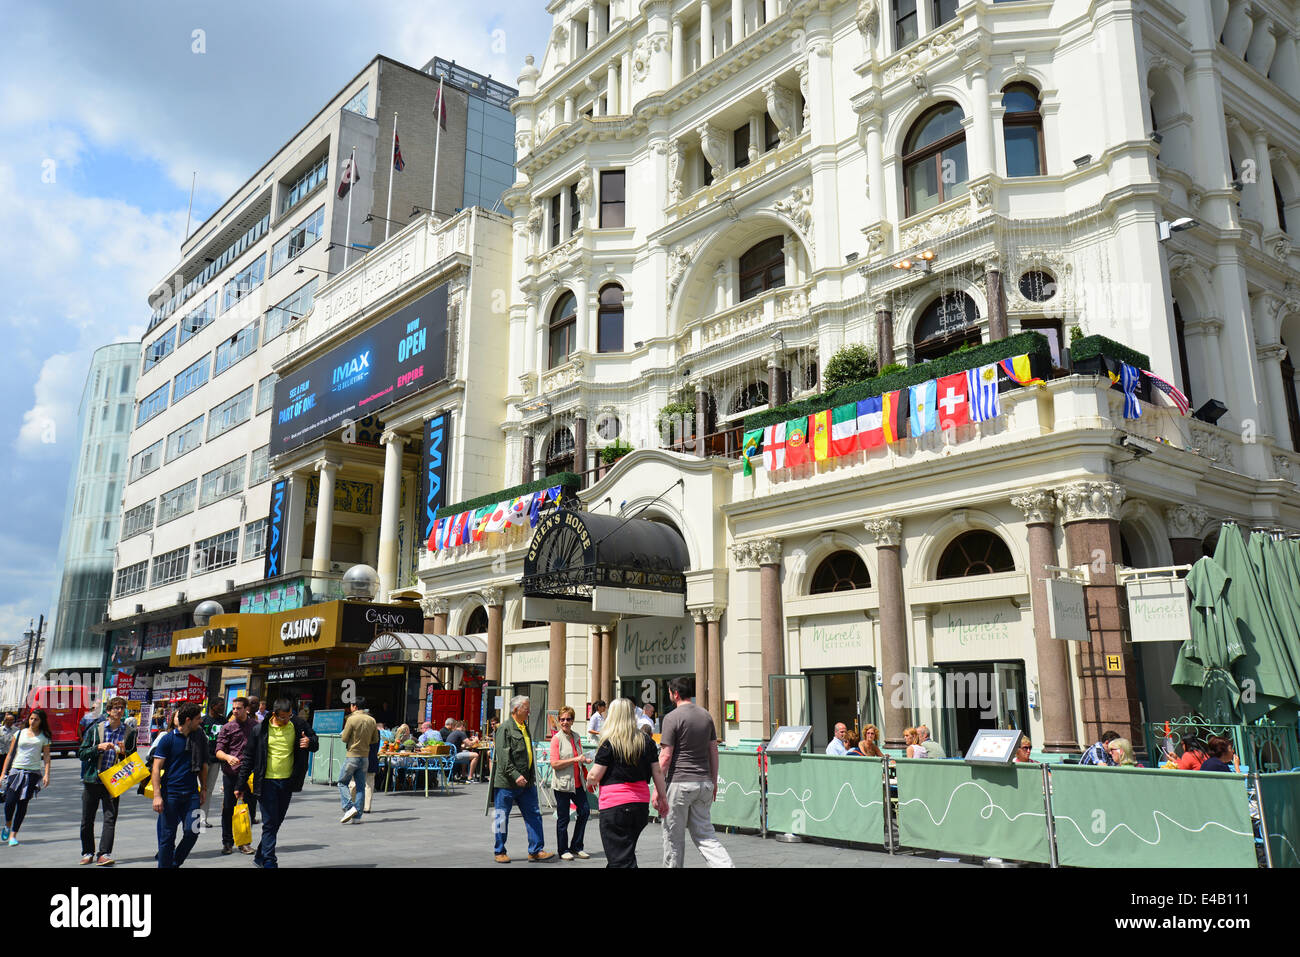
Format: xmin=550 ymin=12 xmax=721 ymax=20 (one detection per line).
xmin=379 ymin=751 xmax=449 ymax=797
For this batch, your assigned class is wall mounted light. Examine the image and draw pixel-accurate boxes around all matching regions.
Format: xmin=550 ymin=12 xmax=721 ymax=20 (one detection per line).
xmin=1073 ymin=154 xmax=1092 ymax=168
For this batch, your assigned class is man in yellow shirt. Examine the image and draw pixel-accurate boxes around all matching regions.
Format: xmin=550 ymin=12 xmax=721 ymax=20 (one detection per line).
xmin=240 ymin=699 xmax=318 ymax=869
xmin=490 ymin=696 xmax=552 ymax=863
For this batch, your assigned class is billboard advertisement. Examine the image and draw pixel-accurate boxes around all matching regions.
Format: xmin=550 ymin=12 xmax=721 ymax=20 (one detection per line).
xmin=419 ymin=412 xmax=452 ymax=546
xmin=270 ymin=283 xmax=449 ymax=454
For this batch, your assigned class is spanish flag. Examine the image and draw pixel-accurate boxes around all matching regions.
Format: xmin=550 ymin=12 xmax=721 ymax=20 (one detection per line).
xmin=811 ymin=409 xmax=831 ymax=461
xmin=999 ymin=353 xmax=1044 ymax=387
xmin=882 ymin=390 xmax=908 ymax=444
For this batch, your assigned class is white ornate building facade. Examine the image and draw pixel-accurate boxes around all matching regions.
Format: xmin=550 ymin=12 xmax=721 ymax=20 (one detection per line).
xmin=416 ymin=0 xmax=1300 ymax=754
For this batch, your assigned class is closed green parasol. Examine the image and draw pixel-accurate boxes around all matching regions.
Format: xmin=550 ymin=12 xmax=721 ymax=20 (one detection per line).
xmin=1172 ymin=552 xmax=1243 ymax=723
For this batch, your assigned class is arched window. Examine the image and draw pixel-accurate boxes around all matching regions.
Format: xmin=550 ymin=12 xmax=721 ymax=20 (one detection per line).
xmin=1282 ymin=350 xmax=1300 ymax=450
xmin=545 ymin=428 xmax=575 ymax=474
xmin=1172 ymin=300 xmax=1193 ymax=407
xmin=464 ymin=606 xmax=489 ymax=634
xmin=739 ymin=236 xmax=786 ymax=302
xmin=913 ymin=292 xmax=981 ymax=362
xmin=1276 ymin=180 xmax=1289 ymax=234
xmin=937 ymin=530 xmax=1015 ymax=579
xmin=548 ymin=292 xmax=577 ymax=368
xmin=1002 ymin=84 xmax=1044 ymax=177
xmin=811 ymin=551 xmax=872 ymax=593
xmin=730 ymin=381 xmax=769 ymax=415
xmin=597 ymin=284 xmax=624 ymax=353
xmin=903 ymin=103 xmax=968 ymax=216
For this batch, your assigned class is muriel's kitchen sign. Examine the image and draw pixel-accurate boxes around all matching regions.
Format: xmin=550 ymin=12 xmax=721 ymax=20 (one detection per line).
xmin=618 ymin=617 xmax=694 ymax=677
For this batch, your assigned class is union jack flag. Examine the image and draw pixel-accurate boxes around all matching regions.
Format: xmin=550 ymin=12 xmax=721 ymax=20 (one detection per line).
xmin=1141 ymin=368 xmax=1190 ymax=415
xmin=393 ymin=132 xmax=405 ymax=172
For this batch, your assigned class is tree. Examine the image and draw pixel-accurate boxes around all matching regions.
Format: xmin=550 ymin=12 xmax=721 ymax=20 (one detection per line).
xmin=822 ymin=343 xmax=878 ymax=391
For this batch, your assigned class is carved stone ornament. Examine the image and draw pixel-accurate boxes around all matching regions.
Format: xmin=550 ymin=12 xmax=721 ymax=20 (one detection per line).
xmin=480 ymin=585 xmax=504 ymax=607
xmin=865 ymin=517 xmax=902 ymax=547
xmin=863 ymin=223 xmax=890 ymax=255
xmin=1165 ymin=504 xmax=1209 ymax=539
xmin=1054 ymin=481 xmax=1126 ymax=523
xmin=668 ymin=139 xmax=686 ymax=203
xmin=764 ymin=81 xmax=798 ymax=146
xmin=1190 ymin=423 xmax=1235 ymax=468
xmin=527 ymin=200 xmax=544 ymax=235
xmin=970 ymin=182 xmax=993 ymax=209
xmin=856 ymin=0 xmax=879 ymax=38
xmin=730 ymin=541 xmax=759 ymax=570
xmin=751 ymin=538 xmax=783 ymax=566
xmin=1274 ymin=454 xmax=1298 ymax=485
xmin=575 ymin=168 xmax=593 ymax=210
xmin=899 ymin=202 xmax=974 ymax=249
xmin=1274 ymin=237 xmax=1292 ymax=260
xmin=667 ymin=238 xmax=704 ymax=302
xmin=697 ymin=122 xmax=727 ymax=180
xmin=1011 ymin=489 xmax=1057 ymax=525
xmin=773 ymin=185 xmax=814 ymax=237
xmin=911 ymin=72 xmax=929 ymax=94
xmin=515 ymin=130 xmax=535 ymax=155
xmin=797 ymin=63 xmax=812 ymax=126
xmin=883 ymin=24 xmax=959 ymax=83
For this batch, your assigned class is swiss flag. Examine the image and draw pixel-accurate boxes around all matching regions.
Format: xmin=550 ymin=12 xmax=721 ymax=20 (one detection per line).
xmin=936 ymin=372 xmax=971 ymax=430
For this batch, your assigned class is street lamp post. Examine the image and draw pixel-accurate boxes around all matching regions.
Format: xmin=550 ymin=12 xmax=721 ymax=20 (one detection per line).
xmin=19 ymin=615 xmax=45 ymax=709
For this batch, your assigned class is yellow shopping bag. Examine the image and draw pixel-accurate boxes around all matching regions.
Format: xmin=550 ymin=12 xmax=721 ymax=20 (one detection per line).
xmin=231 ymin=801 xmax=252 ymax=847
xmin=98 ymin=753 xmax=150 ymax=799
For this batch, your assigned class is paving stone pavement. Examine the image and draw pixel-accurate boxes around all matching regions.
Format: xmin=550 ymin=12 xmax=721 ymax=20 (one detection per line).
xmin=10 ymin=756 xmax=972 ymax=868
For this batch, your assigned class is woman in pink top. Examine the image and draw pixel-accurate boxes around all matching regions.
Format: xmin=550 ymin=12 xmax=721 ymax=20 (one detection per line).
xmin=585 ymin=699 xmax=668 ymax=868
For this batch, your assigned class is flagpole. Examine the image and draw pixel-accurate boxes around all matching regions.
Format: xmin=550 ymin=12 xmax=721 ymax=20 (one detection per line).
xmin=344 ymin=146 xmax=356 ymax=269
xmin=431 ymin=78 xmax=444 ymax=220
xmin=385 ymin=113 xmax=398 ymax=242
xmin=183 ymin=171 xmax=197 ymax=240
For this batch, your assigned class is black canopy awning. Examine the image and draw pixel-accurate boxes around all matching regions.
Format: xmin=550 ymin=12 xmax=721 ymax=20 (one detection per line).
xmin=521 ymin=509 xmax=688 ymax=622
xmin=358 ymin=632 xmax=487 ymax=666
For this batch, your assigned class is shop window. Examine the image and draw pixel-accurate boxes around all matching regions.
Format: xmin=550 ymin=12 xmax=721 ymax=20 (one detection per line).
xmin=597 ymin=284 xmax=624 ymax=353
xmin=548 ymin=291 xmax=577 ymax=368
xmin=902 ymin=103 xmax=968 ymax=216
xmin=1002 ymin=84 xmax=1045 ymax=177
xmin=936 ymin=530 xmax=1015 ymax=579
xmin=465 ymin=607 xmax=488 ymax=634
xmin=738 ymin=236 xmax=786 ymax=302
xmin=811 ymin=551 xmax=872 ymax=593
xmin=913 ymin=292 xmax=981 ymax=362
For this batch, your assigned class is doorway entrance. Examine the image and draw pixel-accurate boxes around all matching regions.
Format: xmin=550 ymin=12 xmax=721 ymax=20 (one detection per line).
xmin=805 ymin=669 xmax=879 ymax=750
xmin=912 ymin=661 xmax=1026 ymax=757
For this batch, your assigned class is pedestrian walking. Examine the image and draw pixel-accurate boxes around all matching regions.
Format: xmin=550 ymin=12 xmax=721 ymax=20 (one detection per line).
xmin=548 ymin=706 xmax=591 ymax=860
xmin=240 ymin=699 xmax=319 ymax=869
xmin=198 ymin=700 xmax=224 ymax=827
xmin=490 ymin=695 xmax=553 ymax=863
xmin=150 ymin=703 xmax=204 ymax=868
xmin=658 ymin=676 xmax=733 ymax=868
xmin=77 ymin=696 xmax=135 ymax=865
xmin=586 ymin=698 xmax=668 ymax=868
xmin=338 ymin=699 xmax=378 ymax=824
xmin=0 ymin=714 xmax=16 ymax=762
xmin=1 ymin=709 xmax=52 ymax=846
xmin=215 ymin=696 xmax=256 ymax=855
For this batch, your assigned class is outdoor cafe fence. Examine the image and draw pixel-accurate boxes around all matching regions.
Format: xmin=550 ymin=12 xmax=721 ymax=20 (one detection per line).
xmin=667 ymin=749 xmax=1300 ymax=868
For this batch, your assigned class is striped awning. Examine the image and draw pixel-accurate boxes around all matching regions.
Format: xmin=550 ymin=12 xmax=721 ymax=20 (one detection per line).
xmin=358 ymin=632 xmax=487 ymax=667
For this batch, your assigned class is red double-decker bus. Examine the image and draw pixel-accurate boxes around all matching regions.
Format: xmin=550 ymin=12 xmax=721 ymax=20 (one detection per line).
xmin=20 ymin=685 xmax=94 ymax=756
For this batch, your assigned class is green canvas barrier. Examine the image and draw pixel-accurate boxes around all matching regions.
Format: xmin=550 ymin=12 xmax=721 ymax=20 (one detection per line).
xmin=309 ymin=735 xmax=345 ymax=785
xmin=1050 ymin=766 xmax=1256 ymax=868
xmin=766 ymin=754 xmax=887 ymax=844
xmin=713 ymin=749 xmax=763 ymax=830
xmin=1256 ymin=771 xmax=1300 ymax=867
xmin=895 ymin=759 xmax=1050 ymax=863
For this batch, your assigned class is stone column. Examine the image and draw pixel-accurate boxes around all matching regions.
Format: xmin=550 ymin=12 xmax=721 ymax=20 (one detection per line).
xmin=875 ymin=301 xmax=894 ymax=366
xmin=764 ymin=0 xmax=776 ymax=24
xmin=731 ymin=0 xmax=744 ymax=45
xmin=767 ymin=353 xmax=787 ymax=407
xmin=1182 ymin=316 xmax=1228 ymax=405
xmin=590 ymin=626 xmax=603 ymax=708
xmin=283 ymin=473 xmax=308 ymax=575
xmin=601 ymin=625 xmax=615 ymax=701
xmin=606 ymin=60 xmax=619 ymax=115
xmin=754 ymin=538 xmax=784 ymax=736
xmin=867 ymin=517 xmax=908 ymax=749
xmin=692 ymin=609 xmax=709 ymax=708
xmin=671 ymin=16 xmax=684 ymax=84
xmin=700 ymin=0 xmax=713 ymax=67
xmin=587 ymin=2 xmax=598 ymax=48
xmin=1166 ymin=504 xmax=1209 ymax=566
xmin=573 ymin=413 xmax=588 ymax=481
xmin=310 ymin=459 xmax=339 ymax=573
xmin=695 ymin=384 xmax=708 ymax=457
xmin=1259 ymin=343 xmax=1294 ymax=451
xmin=621 ymin=50 xmax=632 ymax=112
xmin=549 ymin=621 xmax=567 ymax=714
xmin=1055 ymin=481 xmax=1142 ymax=749
xmin=964 ymin=50 xmax=994 ymax=179
xmin=521 ymin=433 xmax=534 ymax=484
xmin=485 ymin=587 xmax=504 ymax=684
xmin=984 ymin=252 xmax=1008 ymax=342
xmin=707 ymin=608 xmax=724 ymax=735
xmin=1012 ymin=490 xmax=1076 ymax=752
xmin=429 ymin=596 xmax=449 ymax=635
xmin=1255 ymin=130 xmax=1281 ymax=234
xmin=377 ymin=431 xmax=406 ymax=597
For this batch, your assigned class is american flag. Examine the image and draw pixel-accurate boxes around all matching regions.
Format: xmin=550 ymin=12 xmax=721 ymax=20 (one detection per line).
xmin=966 ymin=363 xmax=1001 ymax=422
xmin=1141 ymin=368 xmax=1190 ymax=415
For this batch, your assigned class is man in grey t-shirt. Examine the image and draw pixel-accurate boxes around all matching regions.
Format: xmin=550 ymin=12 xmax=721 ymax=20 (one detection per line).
xmin=657 ymin=676 xmax=733 ymax=868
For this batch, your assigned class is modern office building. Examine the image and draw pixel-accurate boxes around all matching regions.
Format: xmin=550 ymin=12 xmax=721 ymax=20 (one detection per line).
xmin=103 ymin=54 xmax=517 ymax=699
xmin=45 ymin=343 xmax=138 ymax=675
xmin=411 ymin=0 xmax=1300 ymax=754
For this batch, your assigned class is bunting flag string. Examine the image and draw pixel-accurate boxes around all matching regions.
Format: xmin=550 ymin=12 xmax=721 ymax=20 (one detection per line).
xmin=429 ymin=485 xmax=562 ymax=553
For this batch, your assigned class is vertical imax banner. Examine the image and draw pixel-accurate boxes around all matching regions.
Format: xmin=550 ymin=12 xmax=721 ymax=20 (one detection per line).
xmin=270 ymin=283 xmax=450 ymax=453
xmin=263 ymin=478 xmax=290 ymax=580
xmin=420 ymin=412 xmax=452 ymax=544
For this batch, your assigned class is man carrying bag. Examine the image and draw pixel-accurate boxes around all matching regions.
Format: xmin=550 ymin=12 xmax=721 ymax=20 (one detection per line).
xmin=78 ymin=697 xmax=137 ymax=866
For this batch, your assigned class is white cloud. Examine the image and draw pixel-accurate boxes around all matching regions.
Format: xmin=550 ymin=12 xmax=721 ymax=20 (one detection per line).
xmin=16 ymin=353 xmax=81 ymax=456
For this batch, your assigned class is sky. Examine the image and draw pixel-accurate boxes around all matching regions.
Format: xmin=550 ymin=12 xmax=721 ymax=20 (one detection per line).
xmin=0 ymin=0 xmax=552 ymax=644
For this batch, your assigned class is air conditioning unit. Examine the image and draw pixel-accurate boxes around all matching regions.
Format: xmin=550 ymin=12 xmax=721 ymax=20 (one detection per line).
xmin=134 ymin=604 xmax=144 ymax=615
